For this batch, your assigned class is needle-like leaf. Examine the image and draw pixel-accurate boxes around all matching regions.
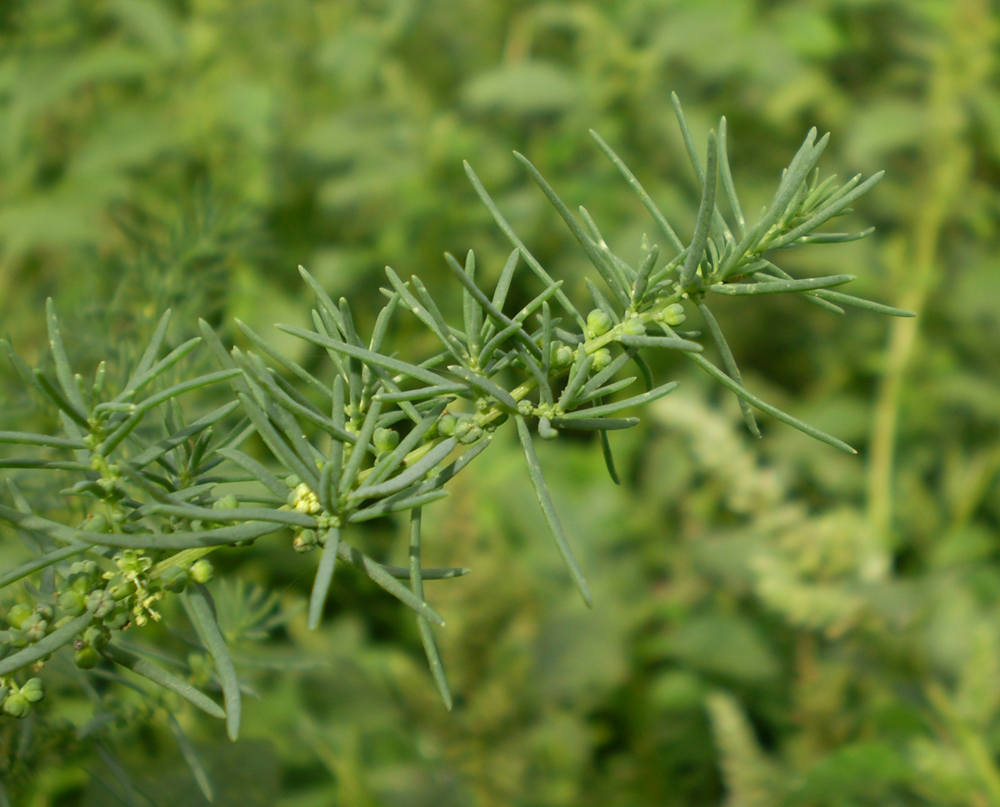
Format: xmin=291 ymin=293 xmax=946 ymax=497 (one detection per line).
xmin=99 ymin=643 xmax=225 ymax=720
xmin=680 ymin=130 xmax=719 ymax=288
xmin=185 ymin=583 xmax=242 ymax=740
xmin=464 ymin=160 xmax=585 ymax=328
xmin=515 ymin=414 xmax=593 ymax=608
xmin=308 ymin=527 xmax=341 ymax=630
xmin=695 ymin=301 xmax=760 ymax=437
xmin=409 ymin=508 xmax=452 ymax=709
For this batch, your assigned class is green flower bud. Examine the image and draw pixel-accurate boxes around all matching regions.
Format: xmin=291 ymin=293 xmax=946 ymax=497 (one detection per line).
xmin=74 ymin=646 xmax=100 ymax=670
xmin=591 ymin=349 xmax=613 ymax=372
xmin=35 ymin=604 xmax=54 ymax=622
xmin=22 ymin=614 xmax=49 ymax=643
xmin=586 ymin=309 xmax=613 ymax=338
xmin=517 ymin=400 xmax=534 ymax=417
xmin=88 ymin=589 xmax=116 ymax=619
xmin=21 ymin=678 xmax=44 ymax=703
xmin=68 ymin=561 xmax=98 ymax=594
xmin=69 ymin=575 xmax=92 ymax=595
xmin=114 ymin=550 xmax=152 ymax=576
xmin=96 ymin=477 xmax=125 ymax=503
xmin=213 ymin=494 xmax=239 ymax=510
xmin=373 ymin=427 xmax=399 ymax=453
xmin=83 ymin=625 xmax=110 ymax=649
xmin=459 ymin=424 xmax=483 ymax=445
xmin=293 ymin=529 xmax=318 ymax=553
xmin=621 ymin=316 xmax=646 ymax=336
xmin=538 ymin=417 xmax=559 ymax=441
xmin=453 ymin=418 xmax=472 ymax=439
xmin=660 ymin=303 xmax=686 ymax=327
xmin=2 ymin=692 xmax=30 ymax=719
xmin=57 ymin=588 xmax=87 ymax=617
xmin=315 ymin=513 xmax=341 ymax=531
xmin=437 ymin=413 xmax=457 ymax=436
xmin=108 ymin=582 xmax=130 ymax=602
xmin=189 ymin=559 xmax=214 ymax=585
xmin=70 ymin=560 xmax=100 ymax=578
xmin=6 ymin=603 xmax=33 ymax=630
xmin=284 ymin=474 xmax=302 ymax=489
xmin=550 ymin=342 xmax=574 ymax=369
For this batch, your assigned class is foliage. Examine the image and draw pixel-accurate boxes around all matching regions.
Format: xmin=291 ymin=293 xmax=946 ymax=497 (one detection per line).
xmin=1 ymin=0 xmax=999 ymax=805
xmin=0 ymin=89 xmax=902 ymax=802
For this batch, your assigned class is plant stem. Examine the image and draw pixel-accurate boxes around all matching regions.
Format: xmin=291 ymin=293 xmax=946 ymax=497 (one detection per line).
xmin=867 ymin=6 xmax=975 ymax=543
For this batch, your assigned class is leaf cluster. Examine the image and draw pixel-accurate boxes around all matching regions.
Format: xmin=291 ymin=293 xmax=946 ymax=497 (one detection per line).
xmin=0 ymin=99 xmax=908 ymax=801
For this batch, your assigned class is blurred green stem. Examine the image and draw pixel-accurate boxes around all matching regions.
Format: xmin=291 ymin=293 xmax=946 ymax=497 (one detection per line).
xmin=867 ymin=1 xmax=980 ymax=541
xmin=926 ymin=681 xmax=1000 ymax=806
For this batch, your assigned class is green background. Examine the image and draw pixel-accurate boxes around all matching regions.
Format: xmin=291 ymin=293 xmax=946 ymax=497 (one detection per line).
xmin=2 ymin=0 xmax=999 ymax=804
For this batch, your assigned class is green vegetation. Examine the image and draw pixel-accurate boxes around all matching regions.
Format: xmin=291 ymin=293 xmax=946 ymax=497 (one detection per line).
xmin=1 ymin=1 xmax=998 ymax=805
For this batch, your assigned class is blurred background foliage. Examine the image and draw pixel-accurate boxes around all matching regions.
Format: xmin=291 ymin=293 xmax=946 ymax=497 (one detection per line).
xmin=1 ymin=0 xmax=999 ymax=804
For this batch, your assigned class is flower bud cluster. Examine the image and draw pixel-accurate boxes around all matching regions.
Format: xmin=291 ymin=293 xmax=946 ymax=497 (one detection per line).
xmin=655 ymin=303 xmax=686 ymax=327
xmin=288 ymin=480 xmax=322 ymax=515
xmin=437 ymin=412 xmax=483 ymax=444
xmin=0 ymin=547 xmax=216 ymax=715
xmin=0 ymin=677 xmax=44 ymax=719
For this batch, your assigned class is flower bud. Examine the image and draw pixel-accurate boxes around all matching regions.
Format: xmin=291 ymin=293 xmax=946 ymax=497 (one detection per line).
xmin=21 ymin=678 xmax=44 ymax=703
xmin=6 ymin=603 xmax=33 ymax=630
xmin=586 ymin=309 xmax=613 ymax=338
xmin=538 ymin=417 xmax=558 ymax=441
xmin=373 ymin=427 xmax=399 ymax=453
xmin=88 ymin=589 xmax=116 ymax=619
xmin=660 ymin=303 xmax=686 ymax=327
xmin=2 ymin=692 xmax=30 ymax=718
xmin=189 ymin=559 xmax=214 ymax=585
xmin=437 ymin=413 xmax=457 ymax=436
xmin=550 ymin=342 xmax=574 ymax=369
xmin=69 ymin=574 xmax=92 ymax=594
xmin=591 ymin=349 xmax=613 ymax=372
xmin=621 ymin=316 xmax=646 ymax=336
xmin=74 ymin=646 xmax=100 ymax=669
xmin=57 ymin=588 xmax=87 ymax=617
xmin=293 ymin=530 xmax=318 ymax=553
xmin=459 ymin=424 xmax=483 ymax=445
xmin=22 ymin=614 xmax=49 ymax=643
xmin=213 ymin=494 xmax=239 ymax=510
xmin=108 ymin=582 xmax=131 ymax=602
xmin=70 ymin=560 xmax=100 ymax=578
xmin=83 ymin=625 xmax=110 ymax=649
